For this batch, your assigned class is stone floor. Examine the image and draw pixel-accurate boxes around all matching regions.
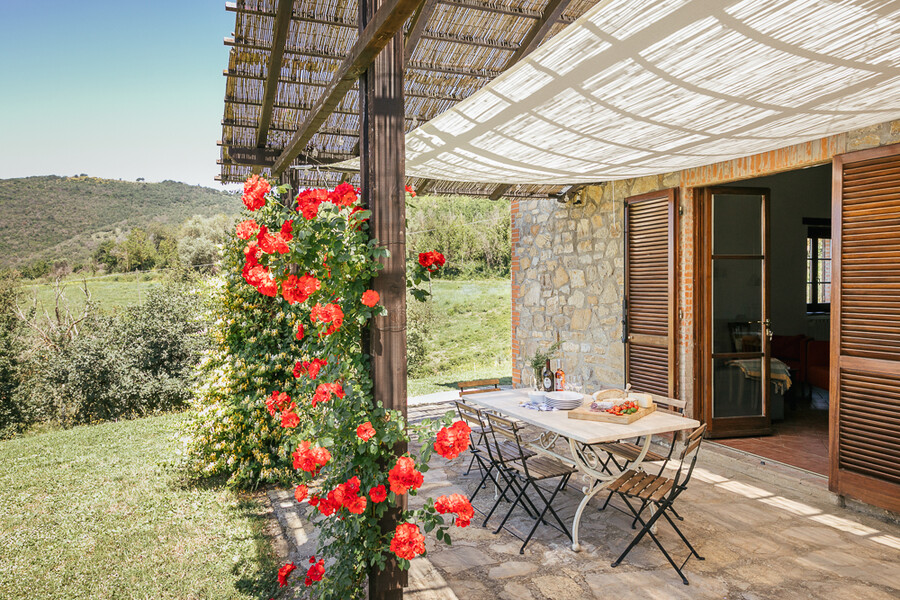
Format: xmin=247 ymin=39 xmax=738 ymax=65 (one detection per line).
xmin=270 ymin=401 xmax=900 ymax=599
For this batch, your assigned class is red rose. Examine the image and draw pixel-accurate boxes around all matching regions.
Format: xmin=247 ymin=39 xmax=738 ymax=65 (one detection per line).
xmin=277 ymin=562 xmax=296 ymax=587
xmin=266 ymin=390 xmax=291 ymax=416
xmin=361 ymin=290 xmax=379 ymax=307
xmin=256 ymin=225 xmax=289 ymax=254
xmin=418 ymin=251 xmax=446 ymax=273
xmin=296 ymin=323 xmax=305 ymax=340
xmin=296 ymin=188 xmax=329 ymax=219
xmin=388 ymin=456 xmax=424 ymax=495
xmin=242 ymin=175 xmax=269 ymax=211
xmin=280 ymin=403 xmax=300 ymax=428
xmin=328 ymin=182 xmax=358 ymax=207
xmin=405 ymin=185 xmax=416 ymax=197
xmin=280 ymin=219 xmax=293 ymax=241
xmin=433 ymin=420 xmax=472 ymax=460
xmin=310 ymin=302 xmax=344 ymax=335
xmin=292 ymin=441 xmax=331 ymax=474
xmin=356 ymin=421 xmax=376 ymax=441
xmin=282 ymin=273 xmax=321 ymax=305
xmin=311 ymin=382 xmax=344 ymax=407
xmin=390 ymin=523 xmax=425 ymax=561
xmin=244 ymin=264 xmax=278 ymax=297
xmin=369 ymin=485 xmax=387 ymax=503
xmin=294 ymin=358 xmax=327 ymax=380
xmin=304 ymin=559 xmax=325 ymax=586
xmin=434 ymin=493 xmax=474 ymax=528
xmin=294 ymin=484 xmax=308 ymax=503
xmin=235 ymin=219 xmax=258 ymax=240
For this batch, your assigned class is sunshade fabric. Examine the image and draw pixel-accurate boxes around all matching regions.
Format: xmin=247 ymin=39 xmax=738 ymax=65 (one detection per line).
xmin=389 ymin=0 xmax=900 ymax=184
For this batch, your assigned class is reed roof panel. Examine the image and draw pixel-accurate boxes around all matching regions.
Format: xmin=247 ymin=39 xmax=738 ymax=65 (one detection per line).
xmin=219 ymin=0 xmax=602 ymax=197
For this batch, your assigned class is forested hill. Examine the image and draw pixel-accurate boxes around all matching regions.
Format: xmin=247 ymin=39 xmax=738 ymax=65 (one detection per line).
xmin=0 ymin=175 xmax=238 ymax=267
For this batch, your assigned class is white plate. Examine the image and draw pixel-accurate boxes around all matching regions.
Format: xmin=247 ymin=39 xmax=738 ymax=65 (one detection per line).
xmin=547 ymin=391 xmax=583 ymax=403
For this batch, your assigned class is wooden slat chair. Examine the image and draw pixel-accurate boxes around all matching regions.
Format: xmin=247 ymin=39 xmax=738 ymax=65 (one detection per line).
xmin=603 ymin=424 xmax=707 ymax=585
xmin=594 ymin=395 xmax=687 ymax=474
xmin=482 ymin=412 xmax=576 ymax=554
xmin=454 ymin=401 xmax=535 ymax=509
xmin=456 ymin=379 xmax=501 ymax=475
xmin=457 ymin=378 xmax=501 ymax=397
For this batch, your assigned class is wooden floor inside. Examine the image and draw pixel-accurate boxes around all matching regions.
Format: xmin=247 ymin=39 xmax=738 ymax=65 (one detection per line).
xmin=714 ymin=389 xmax=829 ymax=476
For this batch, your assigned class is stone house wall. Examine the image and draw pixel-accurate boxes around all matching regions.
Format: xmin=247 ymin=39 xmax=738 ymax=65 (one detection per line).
xmin=511 ymin=119 xmax=900 ymax=416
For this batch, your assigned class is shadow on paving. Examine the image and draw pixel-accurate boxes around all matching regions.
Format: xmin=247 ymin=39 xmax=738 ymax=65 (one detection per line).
xmin=409 ymin=401 xmax=900 ymax=600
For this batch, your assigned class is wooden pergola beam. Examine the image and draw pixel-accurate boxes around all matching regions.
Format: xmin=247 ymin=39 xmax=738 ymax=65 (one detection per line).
xmin=405 ymin=0 xmax=438 ymax=61
xmin=415 ymin=179 xmax=435 ymax=195
xmin=255 ymin=0 xmax=294 ymax=149
xmin=225 ymin=0 xmax=576 ymax=24
xmin=421 ymin=30 xmax=516 ymax=51
xmin=272 ymin=0 xmax=426 ymax=175
xmin=224 ymin=70 xmax=466 ymax=102
xmin=506 ymin=0 xmax=572 ymax=66
xmin=489 ymin=184 xmax=512 ymax=200
xmin=408 ymin=61 xmax=501 ymax=78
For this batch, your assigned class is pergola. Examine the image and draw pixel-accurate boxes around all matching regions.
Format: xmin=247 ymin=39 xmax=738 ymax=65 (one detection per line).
xmin=218 ymin=1 xmax=601 ymax=597
xmin=217 ymin=0 xmax=604 ymax=199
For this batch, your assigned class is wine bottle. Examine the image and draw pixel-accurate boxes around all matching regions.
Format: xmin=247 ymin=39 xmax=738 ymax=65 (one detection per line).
xmin=555 ymin=360 xmax=565 ymax=391
xmin=542 ymin=359 xmax=554 ymax=392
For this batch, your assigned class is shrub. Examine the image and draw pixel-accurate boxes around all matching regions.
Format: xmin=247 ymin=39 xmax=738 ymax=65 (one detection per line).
xmin=177 ymin=237 xmax=296 ymax=487
xmin=0 ymin=274 xmax=24 ymax=438
xmin=15 ymin=279 xmax=206 ymax=426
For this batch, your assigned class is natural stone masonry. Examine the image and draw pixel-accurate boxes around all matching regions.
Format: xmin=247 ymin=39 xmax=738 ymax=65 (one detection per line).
xmin=511 ymin=118 xmax=900 ymax=414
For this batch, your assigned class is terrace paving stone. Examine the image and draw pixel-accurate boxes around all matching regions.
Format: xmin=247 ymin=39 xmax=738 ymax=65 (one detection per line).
xmin=407 ymin=400 xmax=900 ymax=600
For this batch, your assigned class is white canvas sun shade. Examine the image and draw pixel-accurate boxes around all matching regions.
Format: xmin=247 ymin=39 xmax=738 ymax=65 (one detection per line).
xmin=342 ymin=0 xmax=900 ymax=185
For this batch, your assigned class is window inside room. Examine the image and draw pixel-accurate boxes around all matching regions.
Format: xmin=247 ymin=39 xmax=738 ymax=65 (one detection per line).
xmin=806 ymin=223 xmax=831 ymax=313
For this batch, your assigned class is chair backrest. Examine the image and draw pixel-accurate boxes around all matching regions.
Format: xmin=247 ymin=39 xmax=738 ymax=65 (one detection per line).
xmin=653 ymin=395 xmax=686 ymax=415
xmin=671 ymin=423 xmax=706 ymax=492
xmin=483 ymin=411 xmax=529 ymax=472
xmin=457 ymin=379 xmax=501 ymax=397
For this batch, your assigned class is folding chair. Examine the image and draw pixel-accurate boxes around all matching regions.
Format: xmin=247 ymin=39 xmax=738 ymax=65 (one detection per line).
xmin=456 ymin=379 xmax=500 ymax=475
xmin=603 ymin=424 xmax=707 ymax=584
xmin=483 ymin=412 xmax=576 ymax=554
xmin=594 ymin=396 xmax=687 ymax=474
xmin=457 ymin=378 xmax=501 ymax=397
xmin=454 ymin=401 xmax=535 ymax=508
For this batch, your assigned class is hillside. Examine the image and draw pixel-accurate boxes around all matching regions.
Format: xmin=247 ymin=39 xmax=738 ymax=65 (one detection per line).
xmin=0 ymin=175 xmax=239 ymax=267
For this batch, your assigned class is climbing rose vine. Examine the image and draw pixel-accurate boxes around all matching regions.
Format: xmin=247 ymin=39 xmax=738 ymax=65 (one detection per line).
xmin=231 ymin=177 xmax=469 ymax=598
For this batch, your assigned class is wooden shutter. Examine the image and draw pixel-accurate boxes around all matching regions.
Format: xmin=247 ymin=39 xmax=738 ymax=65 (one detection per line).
xmin=830 ymin=143 xmax=900 ymax=512
xmin=625 ymin=189 xmax=678 ymax=398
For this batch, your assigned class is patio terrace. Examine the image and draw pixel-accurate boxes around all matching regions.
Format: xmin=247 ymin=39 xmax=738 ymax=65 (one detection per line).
xmin=270 ymin=401 xmax=900 ymax=599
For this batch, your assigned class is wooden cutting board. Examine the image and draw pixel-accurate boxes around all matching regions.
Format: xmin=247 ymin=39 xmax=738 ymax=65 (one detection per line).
xmin=568 ymin=403 xmax=656 ymax=424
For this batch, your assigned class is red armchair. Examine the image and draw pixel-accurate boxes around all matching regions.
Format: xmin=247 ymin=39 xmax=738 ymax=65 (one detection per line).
xmin=771 ymin=334 xmax=809 ymax=388
xmin=806 ymin=340 xmax=830 ymax=392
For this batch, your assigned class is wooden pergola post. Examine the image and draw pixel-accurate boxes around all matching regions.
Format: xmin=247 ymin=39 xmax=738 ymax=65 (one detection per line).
xmin=359 ymin=0 xmax=408 ymax=598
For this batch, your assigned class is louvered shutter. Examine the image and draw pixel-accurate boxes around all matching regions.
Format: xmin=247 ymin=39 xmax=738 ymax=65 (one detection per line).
xmin=625 ymin=189 xmax=677 ymax=398
xmin=831 ymin=143 xmax=900 ymax=512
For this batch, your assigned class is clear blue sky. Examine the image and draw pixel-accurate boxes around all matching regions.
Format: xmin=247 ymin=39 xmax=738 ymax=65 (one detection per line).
xmin=0 ymin=1 xmax=233 ymax=188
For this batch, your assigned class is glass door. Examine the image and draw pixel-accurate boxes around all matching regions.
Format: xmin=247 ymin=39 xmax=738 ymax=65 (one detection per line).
xmin=702 ymin=187 xmax=772 ymax=437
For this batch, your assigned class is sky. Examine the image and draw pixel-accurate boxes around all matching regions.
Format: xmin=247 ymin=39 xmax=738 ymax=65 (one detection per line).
xmin=0 ymin=1 xmax=234 ymax=189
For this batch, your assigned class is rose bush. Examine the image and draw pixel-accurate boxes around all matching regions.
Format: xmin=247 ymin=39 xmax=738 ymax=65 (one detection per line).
xmin=213 ymin=178 xmax=470 ymax=597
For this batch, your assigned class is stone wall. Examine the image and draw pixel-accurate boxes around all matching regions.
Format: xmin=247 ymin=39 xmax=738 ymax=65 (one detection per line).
xmin=512 ymin=182 xmax=629 ymax=389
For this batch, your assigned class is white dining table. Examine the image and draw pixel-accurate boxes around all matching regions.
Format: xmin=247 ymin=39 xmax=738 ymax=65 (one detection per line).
xmin=463 ymin=388 xmax=700 ymax=551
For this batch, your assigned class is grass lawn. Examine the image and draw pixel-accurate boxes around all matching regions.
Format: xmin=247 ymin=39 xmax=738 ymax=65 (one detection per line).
xmin=0 ymin=414 xmax=280 ymax=600
xmin=19 ymin=273 xmax=163 ymax=313
xmin=408 ymin=278 xmax=511 ymax=397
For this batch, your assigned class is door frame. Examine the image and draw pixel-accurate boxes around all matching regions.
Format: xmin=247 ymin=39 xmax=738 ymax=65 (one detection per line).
xmin=624 ymin=188 xmax=679 ymax=398
xmin=695 ymin=186 xmax=773 ymax=437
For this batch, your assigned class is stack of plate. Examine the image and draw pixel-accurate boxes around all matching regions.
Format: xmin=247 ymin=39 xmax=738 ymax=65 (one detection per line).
xmin=545 ymin=391 xmax=584 ymax=410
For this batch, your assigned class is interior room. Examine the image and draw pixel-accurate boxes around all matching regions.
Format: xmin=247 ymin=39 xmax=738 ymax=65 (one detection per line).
xmin=711 ymin=164 xmax=832 ymax=476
